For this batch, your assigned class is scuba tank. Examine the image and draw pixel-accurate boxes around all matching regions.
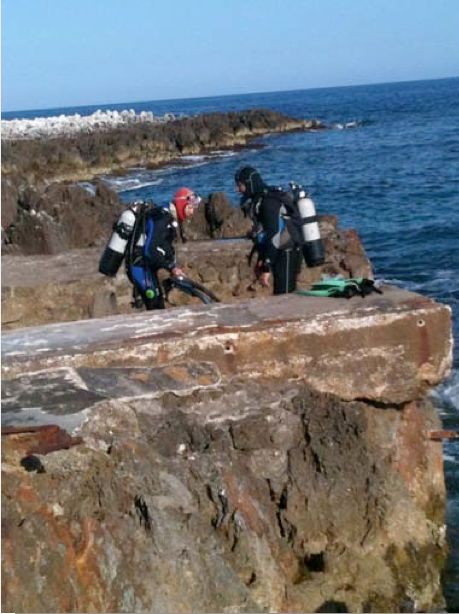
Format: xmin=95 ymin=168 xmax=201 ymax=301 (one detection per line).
xmin=99 ymin=206 xmax=138 ymax=276
xmin=291 ymin=183 xmax=325 ymax=267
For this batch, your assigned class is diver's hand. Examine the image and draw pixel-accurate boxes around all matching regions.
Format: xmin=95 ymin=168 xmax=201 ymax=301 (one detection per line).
xmin=171 ymin=267 xmax=185 ymax=278
xmin=259 ymin=272 xmax=270 ymax=288
xmin=254 ymin=260 xmax=270 ymax=288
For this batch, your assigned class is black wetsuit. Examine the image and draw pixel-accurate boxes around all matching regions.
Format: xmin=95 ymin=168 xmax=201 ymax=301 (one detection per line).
xmin=253 ymin=190 xmax=302 ymax=295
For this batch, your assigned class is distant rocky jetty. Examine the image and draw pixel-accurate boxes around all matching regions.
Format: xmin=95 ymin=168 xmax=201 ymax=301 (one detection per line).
xmin=1 ymin=108 xmax=178 ymax=140
xmin=1 ymin=108 xmax=322 ymax=189
xmin=1 ymin=108 xmax=322 ymax=256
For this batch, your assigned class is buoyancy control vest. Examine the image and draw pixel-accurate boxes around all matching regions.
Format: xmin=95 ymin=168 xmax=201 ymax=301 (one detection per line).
xmin=267 ymin=187 xmax=305 ymax=250
xmin=126 ymin=203 xmax=177 ymax=273
xmin=265 ymin=184 xmax=325 ymax=267
xmin=99 ymin=202 xmax=177 ymax=278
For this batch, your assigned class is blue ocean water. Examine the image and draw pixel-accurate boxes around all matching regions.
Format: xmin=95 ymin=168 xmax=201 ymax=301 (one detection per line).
xmin=5 ymin=77 xmax=459 ymax=609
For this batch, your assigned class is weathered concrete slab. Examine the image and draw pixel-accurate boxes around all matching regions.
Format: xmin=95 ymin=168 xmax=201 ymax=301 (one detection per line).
xmin=2 ymin=286 xmax=453 ymax=408
xmin=1 ymin=286 xmax=452 ymax=613
xmin=1 ymin=363 xmax=220 ymax=430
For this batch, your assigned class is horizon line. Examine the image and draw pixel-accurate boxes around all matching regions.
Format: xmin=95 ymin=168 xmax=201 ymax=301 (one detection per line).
xmin=2 ymin=75 xmax=458 ymax=117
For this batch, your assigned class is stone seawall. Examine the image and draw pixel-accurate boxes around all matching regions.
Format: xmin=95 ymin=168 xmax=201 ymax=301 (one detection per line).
xmin=1 ymin=218 xmax=372 ymax=330
xmin=1 ymin=288 xmax=453 ymax=613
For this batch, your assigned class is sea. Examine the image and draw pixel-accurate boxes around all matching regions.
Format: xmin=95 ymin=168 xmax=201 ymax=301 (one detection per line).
xmin=3 ymin=76 xmax=459 ymax=610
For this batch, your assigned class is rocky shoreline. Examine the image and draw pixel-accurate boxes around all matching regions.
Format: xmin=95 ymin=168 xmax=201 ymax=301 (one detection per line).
xmin=1 ymin=108 xmax=320 ymax=187
xmin=1 ymin=107 xmax=454 ymax=613
xmin=0 ymin=106 xmax=370 ymax=328
xmin=1 ymin=108 xmax=322 ymax=257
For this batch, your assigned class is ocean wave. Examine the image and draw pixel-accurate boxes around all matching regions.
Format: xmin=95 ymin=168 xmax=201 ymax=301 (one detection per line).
xmin=180 ymin=155 xmax=207 ymax=163
xmin=210 ymin=150 xmax=238 ymax=157
xmin=444 ymin=453 xmax=459 ymax=465
xmin=329 ymin=120 xmax=368 ymax=130
xmin=431 ymin=370 xmax=459 ymax=414
xmin=101 ymin=175 xmax=164 ymax=193
xmin=180 ymin=150 xmax=240 ymax=165
xmin=101 ymin=149 xmax=242 ymax=189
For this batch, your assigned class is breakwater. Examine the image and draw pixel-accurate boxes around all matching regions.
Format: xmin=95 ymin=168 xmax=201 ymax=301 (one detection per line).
xmin=1 ymin=287 xmax=453 ymax=613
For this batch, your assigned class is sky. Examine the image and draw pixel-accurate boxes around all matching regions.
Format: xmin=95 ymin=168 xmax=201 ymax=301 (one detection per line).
xmin=1 ymin=0 xmax=459 ymax=113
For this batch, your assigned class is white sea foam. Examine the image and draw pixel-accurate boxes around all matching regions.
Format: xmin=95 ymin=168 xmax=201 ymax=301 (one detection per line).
xmin=210 ymin=150 xmax=238 ymax=157
xmin=1 ymin=109 xmax=181 ymax=140
xmin=444 ymin=453 xmax=459 ymax=464
xmin=431 ymin=369 xmax=459 ymax=413
xmin=179 ymin=150 xmax=238 ymax=166
xmin=330 ymin=120 xmax=363 ymax=130
xmin=181 ymin=155 xmax=206 ymax=162
xmin=102 ymin=176 xmax=164 ymax=193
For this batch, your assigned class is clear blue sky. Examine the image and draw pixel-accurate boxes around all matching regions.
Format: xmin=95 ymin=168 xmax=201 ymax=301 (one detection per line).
xmin=2 ymin=0 xmax=458 ymax=112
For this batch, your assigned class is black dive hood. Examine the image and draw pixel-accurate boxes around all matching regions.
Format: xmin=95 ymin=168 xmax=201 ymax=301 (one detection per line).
xmin=235 ymin=166 xmax=268 ymax=215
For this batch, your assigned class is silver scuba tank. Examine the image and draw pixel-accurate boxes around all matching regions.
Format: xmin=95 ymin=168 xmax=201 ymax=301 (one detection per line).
xmin=99 ymin=206 xmax=138 ymax=276
xmin=294 ymin=185 xmax=325 ymax=267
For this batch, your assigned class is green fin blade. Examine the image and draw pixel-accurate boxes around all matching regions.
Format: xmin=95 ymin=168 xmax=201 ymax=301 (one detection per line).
xmin=310 ymin=278 xmax=363 ymax=289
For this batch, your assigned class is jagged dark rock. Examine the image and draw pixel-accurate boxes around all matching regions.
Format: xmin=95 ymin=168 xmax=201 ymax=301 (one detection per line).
xmin=1 ymin=177 xmax=19 ymax=232
xmin=182 ymin=191 xmax=251 ymax=241
xmin=3 ymin=181 xmax=124 ymax=255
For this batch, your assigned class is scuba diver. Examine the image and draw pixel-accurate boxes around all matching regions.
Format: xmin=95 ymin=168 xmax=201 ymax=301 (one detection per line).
xmin=235 ymin=166 xmax=304 ymax=295
xmin=99 ymin=187 xmax=201 ymax=310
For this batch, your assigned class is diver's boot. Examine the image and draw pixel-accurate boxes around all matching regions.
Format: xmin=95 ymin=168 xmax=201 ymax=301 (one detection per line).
xmin=131 ymin=287 xmax=144 ymax=309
